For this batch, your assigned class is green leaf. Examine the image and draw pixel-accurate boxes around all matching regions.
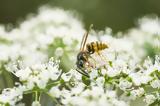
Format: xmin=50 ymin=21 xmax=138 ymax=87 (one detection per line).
xmin=82 ymin=76 xmax=90 ymax=86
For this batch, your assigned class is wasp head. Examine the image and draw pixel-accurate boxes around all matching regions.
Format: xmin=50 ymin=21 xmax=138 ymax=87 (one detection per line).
xmin=76 ymin=51 xmax=90 ymax=69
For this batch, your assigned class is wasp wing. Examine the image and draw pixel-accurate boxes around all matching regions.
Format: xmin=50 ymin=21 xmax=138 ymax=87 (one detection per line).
xmin=80 ymin=24 xmax=93 ymax=51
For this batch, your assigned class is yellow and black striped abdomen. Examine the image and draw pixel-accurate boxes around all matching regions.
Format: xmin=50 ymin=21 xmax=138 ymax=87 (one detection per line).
xmin=86 ymin=41 xmax=108 ymax=54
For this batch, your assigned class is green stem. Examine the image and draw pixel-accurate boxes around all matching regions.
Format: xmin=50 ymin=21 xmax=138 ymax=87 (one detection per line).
xmin=39 ymin=92 xmax=42 ymax=102
xmin=35 ymin=91 xmax=38 ymax=101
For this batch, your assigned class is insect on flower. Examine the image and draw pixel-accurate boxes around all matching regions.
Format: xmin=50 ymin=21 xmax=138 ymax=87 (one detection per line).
xmin=76 ymin=25 xmax=109 ymax=77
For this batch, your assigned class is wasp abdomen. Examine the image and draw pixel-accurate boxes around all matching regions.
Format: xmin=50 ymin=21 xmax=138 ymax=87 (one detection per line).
xmin=86 ymin=41 xmax=108 ymax=54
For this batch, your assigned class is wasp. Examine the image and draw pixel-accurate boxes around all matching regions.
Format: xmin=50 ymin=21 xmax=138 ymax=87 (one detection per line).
xmin=76 ymin=25 xmax=109 ymax=77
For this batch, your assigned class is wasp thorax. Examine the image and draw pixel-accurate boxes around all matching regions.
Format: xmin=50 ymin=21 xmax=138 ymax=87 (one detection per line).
xmin=77 ymin=52 xmax=89 ymax=61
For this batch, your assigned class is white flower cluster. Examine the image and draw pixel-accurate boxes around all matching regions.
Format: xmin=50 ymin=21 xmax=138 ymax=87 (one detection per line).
xmin=0 ymin=84 xmax=25 ymax=106
xmin=49 ymin=70 xmax=129 ymax=106
xmin=48 ymin=55 xmax=160 ymax=106
xmin=0 ymin=7 xmax=160 ymax=106
xmin=0 ymin=6 xmax=84 ymax=70
xmin=9 ymin=58 xmax=61 ymax=89
xmin=144 ymin=94 xmax=156 ymax=105
xmin=127 ymin=15 xmax=160 ymax=58
xmin=0 ymin=58 xmax=61 ymax=105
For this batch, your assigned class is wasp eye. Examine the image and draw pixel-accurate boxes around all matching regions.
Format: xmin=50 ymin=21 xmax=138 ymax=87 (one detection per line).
xmin=76 ymin=60 xmax=84 ymax=68
xmin=79 ymin=60 xmax=84 ymax=67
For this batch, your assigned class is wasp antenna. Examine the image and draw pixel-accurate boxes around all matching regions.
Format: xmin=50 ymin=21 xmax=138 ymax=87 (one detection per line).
xmin=81 ymin=24 xmax=94 ymax=51
xmin=80 ymin=24 xmax=94 ymax=51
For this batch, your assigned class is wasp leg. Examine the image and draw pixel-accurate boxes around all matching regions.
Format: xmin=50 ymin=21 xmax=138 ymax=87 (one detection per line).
xmin=76 ymin=68 xmax=89 ymax=77
xmin=88 ymin=55 xmax=97 ymax=68
xmin=100 ymin=53 xmax=108 ymax=63
xmin=96 ymin=52 xmax=108 ymax=64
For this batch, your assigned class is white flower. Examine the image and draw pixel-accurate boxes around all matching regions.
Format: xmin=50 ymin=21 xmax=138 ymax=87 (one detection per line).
xmin=129 ymin=73 xmax=152 ymax=86
xmin=130 ymin=88 xmax=145 ymax=99
xmin=0 ymin=85 xmax=25 ymax=105
xmin=16 ymin=102 xmax=25 ymax=106
xmin=96 ymin=77 xmax=105 ymax=87
xmin=122 ymin=68 xmax=131 ymax=75
xmin=91 ymin=86 xmax=104 ymax=97
xmin=49 ymin=86 xmax=61 ymax=98
xmin=0 ymin=45 xmax=11 ymax=61
xmin=26 ymin=79 xmax=35 ymax=90
xmin=119 ymin=80 xmax=132 ymax=90
xmin=101 ymin=68 xmax=107 ymax=75
xmin=61 ymin=70 xmax=73 ymax=82
xmin=72 ymin=70 xmax=82 ymax=80
xmin=144 ymin=94 xmax=156 ymax=105
xmin=154 ymin=55 xmax=160 ymax=71
xmin=54 ymin=47 xmax=64 ymax=57
xmin=65 ymin=96 xmax=88 ymax=106
xmin=139 ymin=16 xmax=160 ymax=34
xmin=143 ymin=57 xmax=153 ymax=68
xmin=15 ymin=67 xmax=32 ymax=81
xmin=150 ymin=79 xmax=160 ymax=89
xmin=106 ymin=90 xmax=117 ymax=98
xmin=140 ymin=74 xmax=153 ymax=84
xmin=145 ymin=65 xmax=158 ymax=75
xmin=32 ymin=101 xmax=41 ymax=106
xmin=61 ymin=89 xmax=72 ymax=104
xmin=7 ymin=58 xmax=61 ymax=90
xmin=89 ymin=69 xmax=98 ymax=79
xmin=71 ymin=82 xmax=85 ymax=95
xmin=48 ymin=65 xmax=61 ymax=81
xmin=106 ymin=66 xmax=121 ymax=77
xmin=36 ymin=79 xmax=47 ymax=89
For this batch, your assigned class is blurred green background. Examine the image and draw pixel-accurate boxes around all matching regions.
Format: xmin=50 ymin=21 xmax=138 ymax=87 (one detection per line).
xmin=0 ymin=0 xmax=160 ymax=32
